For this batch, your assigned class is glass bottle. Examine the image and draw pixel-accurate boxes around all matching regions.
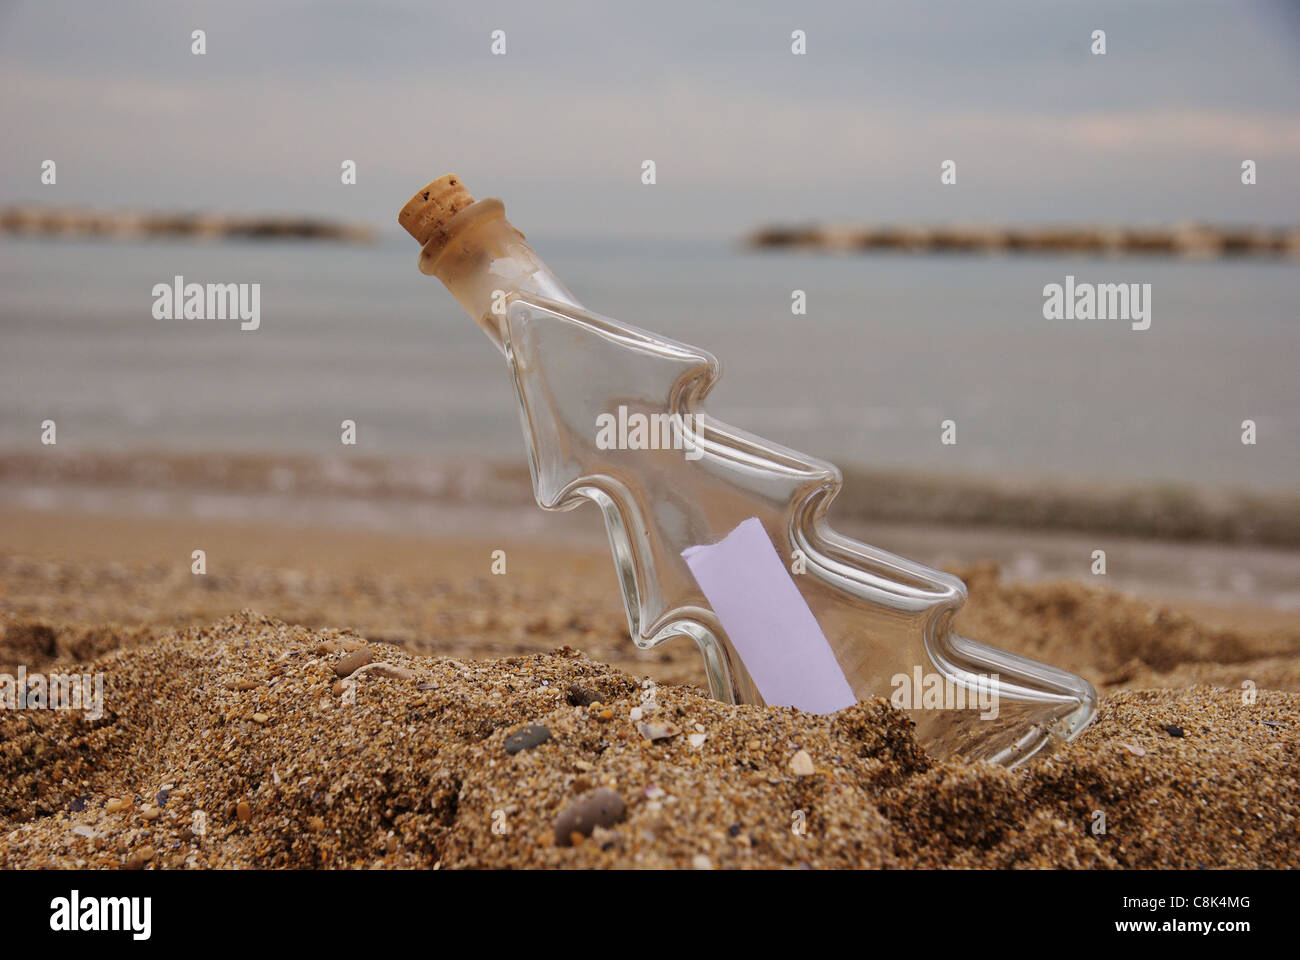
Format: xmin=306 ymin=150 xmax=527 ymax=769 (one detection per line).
xmin=401 ymin=175 xmax=1097 ymax=767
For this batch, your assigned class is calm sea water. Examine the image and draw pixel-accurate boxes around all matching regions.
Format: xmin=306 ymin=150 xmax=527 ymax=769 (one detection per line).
xmin=1 ymin=234 xmax=1296 ymax=493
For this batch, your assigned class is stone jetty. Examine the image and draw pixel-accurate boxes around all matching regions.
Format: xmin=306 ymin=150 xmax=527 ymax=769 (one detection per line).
xmin=0 ymin=207 xmax=374 ymax=243
xmin=747 ymin=221 xmax=1299 ymax=259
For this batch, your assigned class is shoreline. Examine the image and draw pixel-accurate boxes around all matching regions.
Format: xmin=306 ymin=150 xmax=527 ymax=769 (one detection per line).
xmin=4 ymin=449 xmax=1298 ymax=545
xmin=3 ymin=445 xmax=1300 ymax=613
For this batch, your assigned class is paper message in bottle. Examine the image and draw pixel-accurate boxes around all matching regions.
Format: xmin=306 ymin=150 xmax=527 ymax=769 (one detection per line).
xmin=682 ymin=517 xmax=856 ymax=714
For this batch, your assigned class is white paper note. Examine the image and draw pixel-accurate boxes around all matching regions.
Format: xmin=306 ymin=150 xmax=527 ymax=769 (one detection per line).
xmin=682 ymin=517 xmax=856 ymax=714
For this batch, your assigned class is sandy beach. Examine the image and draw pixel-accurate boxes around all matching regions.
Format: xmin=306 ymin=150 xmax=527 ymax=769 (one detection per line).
xmin=2 ymin=496 xmax=1297 ymax=869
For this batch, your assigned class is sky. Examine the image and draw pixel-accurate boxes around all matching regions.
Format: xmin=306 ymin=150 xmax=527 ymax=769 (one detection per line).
xmin=1 ymin=0 xmax=1298 ymax=241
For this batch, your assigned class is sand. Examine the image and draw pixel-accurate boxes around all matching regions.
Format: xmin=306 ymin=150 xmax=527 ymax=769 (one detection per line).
xmin=1 ymin=509 xmax=1298 ymax=869
xmin=1 ymin=611 xmax=1295 ymax=869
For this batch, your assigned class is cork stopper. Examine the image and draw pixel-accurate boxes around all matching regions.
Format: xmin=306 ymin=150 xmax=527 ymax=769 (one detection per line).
xmin=398 ymin=174 xmax=475 ymax=246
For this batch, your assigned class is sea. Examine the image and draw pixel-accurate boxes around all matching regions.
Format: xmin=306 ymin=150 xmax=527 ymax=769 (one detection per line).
xmin=1 ymin=233 xmax=1296 ymax=494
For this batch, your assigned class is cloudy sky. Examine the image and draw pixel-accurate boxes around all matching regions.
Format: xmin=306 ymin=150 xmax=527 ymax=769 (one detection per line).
xmin=1 ymin=0 xmax=1298 ymax=240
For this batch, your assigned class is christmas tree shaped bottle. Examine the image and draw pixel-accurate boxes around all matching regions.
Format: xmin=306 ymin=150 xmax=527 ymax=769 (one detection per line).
xmin=400 ymin=174 xmax=1097 ymax=767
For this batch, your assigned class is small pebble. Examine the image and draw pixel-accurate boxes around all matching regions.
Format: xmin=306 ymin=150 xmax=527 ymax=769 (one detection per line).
xmin=1120 ymin=742 xmax=1147 ymax=757
xmin=553 ymin=787 xmax=626 ymax=846
xmin=333 ymin=649 xmax=374 ymax=677
xmin=236 ymin=801 xmax=252 ymax=822
xmin=687 ymin=733 xmax=707 ymax=748
xmin=566 ymin=683 xmax=602 ymax=707
xmin=692 ymin=854 xmax=714 ymax=870
xmin=316 ymin=638 xmax=365 ymax=655
xmin=1165 ymin=724 xmax=1184 ymax=738
xmin=637 ymin=721 xmax=681 ymax=742
xmin=790 ymin=749 xmax=815 ymax=776
xmin=106 ymin=798 xmax=131 ymax=813
xmin=139 ymin=806 xmax=161 ymax=821
xmin=366 ymin=663 xmax=416 ymax=681
xmin=125 ymin=845 xmax=155 ymax=870
xmin=251 ymin=712 xmax=269 ymax=724
xmin=629 ymin=706 xmax=643 ymax=721
xmin=504 ymin=724 xmax=551 ymax=755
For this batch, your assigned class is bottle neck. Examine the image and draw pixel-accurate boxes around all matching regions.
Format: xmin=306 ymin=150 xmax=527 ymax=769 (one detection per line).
xmin=418 ymin=198 xmax=580 ymax=353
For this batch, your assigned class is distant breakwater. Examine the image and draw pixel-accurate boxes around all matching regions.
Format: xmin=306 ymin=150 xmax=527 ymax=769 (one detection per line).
xmin=0 ymin=207 xmax=374 ymax=244
xmin=747 ymin=222 xmax=1300 ymax=259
